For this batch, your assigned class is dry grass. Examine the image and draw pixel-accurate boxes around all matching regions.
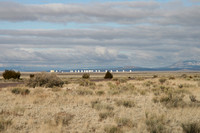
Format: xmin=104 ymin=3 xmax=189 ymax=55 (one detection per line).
xmin=0 ymin=72 xmax=200 ymax=132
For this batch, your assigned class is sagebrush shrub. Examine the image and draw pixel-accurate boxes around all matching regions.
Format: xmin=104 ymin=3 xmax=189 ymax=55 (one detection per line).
xmin=54 ymin=112 xmax=74 ymax=125
xmin=82 ymin=73 xmax=90 ymax=79
xmin=115 ymin=117 xmax=134 ymax=127
xmin=104 ymin=125 xmax=123 ymax=133
xmin=11 ymin=88 xmax=30 ymax=95
xmin=79 ymin=79 xmax=95 ymax=86
xmin=26 ymin=72 xmax=64 ymax=88
xmin=0 ymin=117 xmax=12 ymax=132
xmin=2 ymin=70 xmax=21 ymax=80
xmin=145 ymin=113 xmax=167 ymax=133
xmin=116 ymin=100 xmax=135 ymax=108
xmin=159 ymin=78 xmax=167 ymax=84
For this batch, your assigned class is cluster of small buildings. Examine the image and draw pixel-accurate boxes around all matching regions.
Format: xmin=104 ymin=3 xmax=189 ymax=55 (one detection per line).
xmin=50 ymin=69 xmax=133 ymax=73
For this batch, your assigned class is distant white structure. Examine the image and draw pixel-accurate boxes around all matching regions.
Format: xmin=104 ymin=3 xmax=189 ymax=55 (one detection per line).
xmin=89 ymin=70 xmax=94 ymax=73
xmin=81 ymin=70 xmax=84 ymax=73
xmin=116 ymin=70 xmax=118 ymax=72
xmin=98 ymin=70 xmax=101 ymax=72
xmin=50 ymin=70 xmax=55 ymax=73
xmin=105 ymin=70 xmax=108 ymax=72
xmin=70 ymin=70 xmax=73 ymax=72
xmin=122 ymin=70 xmax=125 ymax=72
xmin=130 ymin=70 xmax=132 ymax=72
xmin=77 ymin=70 xmax=80 ymax=73
xmin=110 ymin=70 xmax=112 ymax=72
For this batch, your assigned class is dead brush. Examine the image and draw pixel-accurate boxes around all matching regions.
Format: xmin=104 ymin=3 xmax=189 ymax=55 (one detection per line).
xmin=182 ymin=122 xmax=200 ymax=133
xmin=79 ymin=79 xmax=95 ymax=87
xmin=0 ymin=116 xmax=12 ymax=132
xmin=145 ymin=113 xmax=168 ymax=133
xmin=159 ymin=93 xmax=186 ymax=108
xmin=104 ymin=125 xmax=123 ymax=133
xmin=115 ymin=99 xmax=135 ymax=108
xmin=108 ymin=83 xmax=136 ymax=95
xmin=76 ymin=88 xmax=93 ymax=95
xmin=11 ymin=88 xmax=30 ymax=95
xmin=91 ymin=100 xmax=114 ymax=111
xmin=26 ymin=72 xmax=64 ymax=88
xmin=99 ymin=111 xmax=115 ymax=120
xmin=115 ymin=117 xmax=135 ymax=128
xmin=54 ymin=112 xmax=74 ymax=126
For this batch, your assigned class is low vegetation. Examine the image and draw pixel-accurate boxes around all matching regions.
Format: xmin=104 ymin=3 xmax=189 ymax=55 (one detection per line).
xmin=79 ymin=79 xmax=95 ymax=86
xmin=115 ymin=99 xmax=135 ymax=108
xmin=104 ymin=125 xmax=123 ymax=133
xmin=182 ymin=122 xmax=200 ymax=133
xmin=82 ymin=73 xmax=90 ymax=79
xmin=0 ymin=72 xmax=200 ymax=132
xmin=0 ymin=117 xmax=12 ymax=132
xmin=11 ymin=88 xmax=30 ymax=95
xmin=54 ymin=112 xmax=74 ymax=126
xmin=145 ymin=113 xmax=168 ymax=133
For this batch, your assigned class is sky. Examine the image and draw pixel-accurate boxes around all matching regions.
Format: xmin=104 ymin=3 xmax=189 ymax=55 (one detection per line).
xmin=0 ymin=0 xmax=200 ymax=69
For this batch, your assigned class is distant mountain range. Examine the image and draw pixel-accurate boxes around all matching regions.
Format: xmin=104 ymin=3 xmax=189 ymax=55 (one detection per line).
xmin=0 ymin=60 xmax=200 ymax=72
xmin=169 ymin=60 xmax=200 ymax=70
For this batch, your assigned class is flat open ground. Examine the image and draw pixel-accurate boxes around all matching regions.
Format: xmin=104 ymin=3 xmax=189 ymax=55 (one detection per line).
xmin=0 ymin=71 xmax=200 ymax=133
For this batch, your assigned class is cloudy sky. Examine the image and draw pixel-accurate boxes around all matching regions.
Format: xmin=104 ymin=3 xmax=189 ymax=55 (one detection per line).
xmin=0 ymin=0 xmax=200 ymax=69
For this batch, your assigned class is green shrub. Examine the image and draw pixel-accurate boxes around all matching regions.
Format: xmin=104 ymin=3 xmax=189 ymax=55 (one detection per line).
xmin=11 ymin=88 xmax=30 ymax=95
xmin=104 ymin=71 xmax=113 ymax=79
xmin=26 ymin=72 xmax=64 ymax=88
xmin=82 ymin=73 xmax=90 ymax=79
xmin=182 ymin=122 xmax=200 ymax=133
xmin=2 ymin=70 xmax=21 ymax=80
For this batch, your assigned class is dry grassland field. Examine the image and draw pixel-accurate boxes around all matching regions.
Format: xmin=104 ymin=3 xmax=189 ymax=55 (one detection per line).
xmin=1 ymin=71 xmax=200 ymax=133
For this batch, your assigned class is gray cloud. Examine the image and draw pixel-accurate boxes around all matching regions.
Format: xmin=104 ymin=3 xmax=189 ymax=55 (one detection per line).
xmin=0 ymin=23 xmax=200 ymax=68
xmin=0 ymin=1 xmax=200 ymax=26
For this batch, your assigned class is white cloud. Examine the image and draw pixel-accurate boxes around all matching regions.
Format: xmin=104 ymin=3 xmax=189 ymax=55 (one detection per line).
xmin=0 ymin=1 xmax=200 ymax=68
